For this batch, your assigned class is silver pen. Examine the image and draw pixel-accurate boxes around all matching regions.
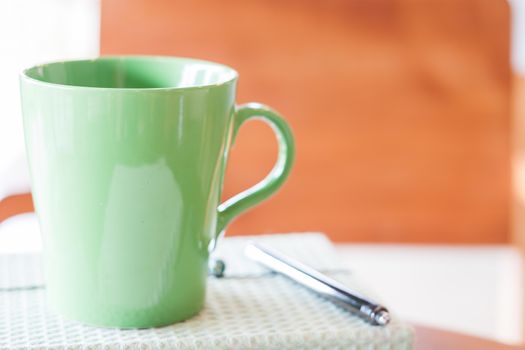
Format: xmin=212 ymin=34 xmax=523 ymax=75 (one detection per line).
xmin=244 ymin=242 xmax=390 ymax=326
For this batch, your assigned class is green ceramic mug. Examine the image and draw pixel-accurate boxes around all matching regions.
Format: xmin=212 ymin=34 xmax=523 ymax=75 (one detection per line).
xmin=19 ymin=56 xmax=294 ymax=328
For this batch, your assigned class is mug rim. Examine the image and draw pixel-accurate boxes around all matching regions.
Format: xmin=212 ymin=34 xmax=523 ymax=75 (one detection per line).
xmin=20 ymin=55 xmax=239 ymax=91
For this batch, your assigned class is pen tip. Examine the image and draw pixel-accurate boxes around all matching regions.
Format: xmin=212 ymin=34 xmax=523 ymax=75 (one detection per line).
xmin=374 ymin=310 xmax=390 ymax=326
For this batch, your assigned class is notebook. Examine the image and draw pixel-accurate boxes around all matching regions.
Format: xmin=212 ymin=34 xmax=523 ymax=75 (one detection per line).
xmin=0 ymin=233 xmax=413 ymax=349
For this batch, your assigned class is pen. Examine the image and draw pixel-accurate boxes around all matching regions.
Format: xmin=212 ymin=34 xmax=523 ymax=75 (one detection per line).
xmin=244 ymin=242 xmax=390 ymax=326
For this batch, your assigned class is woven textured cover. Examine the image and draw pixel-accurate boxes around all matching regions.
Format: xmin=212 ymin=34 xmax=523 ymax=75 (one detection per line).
xmin=0 ymin=233 xmax=413 ymax=349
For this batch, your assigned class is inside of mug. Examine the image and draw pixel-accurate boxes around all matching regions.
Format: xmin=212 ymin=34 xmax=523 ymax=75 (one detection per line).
xmin=23 ymin=56 xmax=237 ymax=89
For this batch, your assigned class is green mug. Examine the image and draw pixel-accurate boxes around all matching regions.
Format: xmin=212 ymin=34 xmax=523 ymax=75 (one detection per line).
xmin=19 ymin=56 xmax=294 ymax=328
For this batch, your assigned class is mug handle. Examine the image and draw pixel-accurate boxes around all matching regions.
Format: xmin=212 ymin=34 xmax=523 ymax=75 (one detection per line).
xmin=210 ymin=103 xmax=295 ymax=250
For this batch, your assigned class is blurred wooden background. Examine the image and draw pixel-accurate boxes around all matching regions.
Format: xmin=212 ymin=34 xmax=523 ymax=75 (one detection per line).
xmin=0 ymin=0 xmax=512 ymax=243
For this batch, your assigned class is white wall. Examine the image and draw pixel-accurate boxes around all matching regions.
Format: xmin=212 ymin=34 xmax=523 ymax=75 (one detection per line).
xmin=510 ymin=0 xmax=525 ymax=74
xmin=0 ymin=0 xmax=100 ymax=198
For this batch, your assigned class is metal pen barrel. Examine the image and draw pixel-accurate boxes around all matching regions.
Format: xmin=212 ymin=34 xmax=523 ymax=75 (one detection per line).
xmin=244 ymin=243 xmax=390 ymax=326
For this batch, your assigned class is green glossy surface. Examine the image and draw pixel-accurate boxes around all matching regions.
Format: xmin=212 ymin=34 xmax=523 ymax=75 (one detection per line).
xmin=19 ymin=56 xmax=294 ymax=328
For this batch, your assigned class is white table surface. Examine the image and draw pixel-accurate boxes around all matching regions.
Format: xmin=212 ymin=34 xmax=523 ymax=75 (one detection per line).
xmin=1 ymin=213 xmax=523 ymax=346
xmin=335 ymin=244 xmax=524 ymax=345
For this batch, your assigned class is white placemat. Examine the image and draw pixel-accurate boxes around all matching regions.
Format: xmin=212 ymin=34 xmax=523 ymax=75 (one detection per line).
xmin=0 ymin=233 xmax=413 ymax=349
